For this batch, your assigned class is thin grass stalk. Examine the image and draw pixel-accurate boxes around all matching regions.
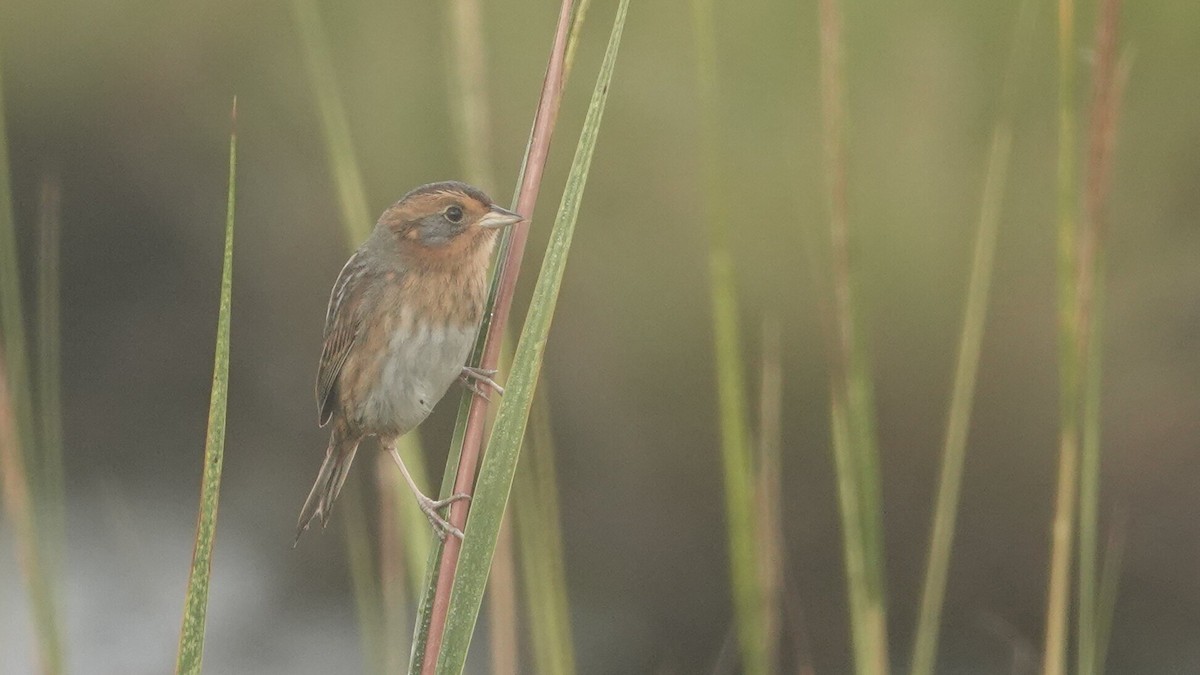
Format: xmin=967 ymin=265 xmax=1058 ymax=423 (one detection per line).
xmin=689 ymin=0 xmax=767 ymax=672
xmin=377 ymin=454 xmax=412 ymax=674
xmin=290 ymin=0 xmax=371 ymax=241
xmin=756 ymin=317 xmax=784 ymax=673
xmin=514 ymin=390 xmax=576 ymax=675
xmin=36 ymin=173 xmax=66 ymax=579
xmin=817 ymin=0 xmax=888 ymax=670
xmin=441 ymin=3 xmax=521 ymax=669
xmin=910 ymin=126 xmax=1011 ymax=675
xmin=1042 ymin=0 xmax=1080 ymax=666
xmin=415 ymin=0 xmax=578 ymax=669
xmin=909 ymin=4 xmax=1037 ymax=672
xmin=431 ymin=2 xmax=629 ymax=670
xmin=1075 ymin=287 xmax=1101 ymax=675
xmin=343 ymin=484 xmax=385 ymax=675
xmin=1093 ymin=513 xmax=1126 ymax=675
xmin=1075 ymin=7 xmax=1128 ymax=671
xmin=175 ymin=100 xmax=237 ymax=674
xmin=0 ymin=50 xmax=37 ymax=506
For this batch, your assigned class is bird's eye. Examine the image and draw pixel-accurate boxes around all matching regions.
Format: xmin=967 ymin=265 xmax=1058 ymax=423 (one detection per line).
xmin=445 ymin=205 xmax=464 ymax=223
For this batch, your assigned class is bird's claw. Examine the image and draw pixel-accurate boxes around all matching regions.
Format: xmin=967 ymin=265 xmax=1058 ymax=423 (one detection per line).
xmin=419 ymin=493 xmax=471 ymax=540
xmin=460 ymin=366 xmax=504 ymax=399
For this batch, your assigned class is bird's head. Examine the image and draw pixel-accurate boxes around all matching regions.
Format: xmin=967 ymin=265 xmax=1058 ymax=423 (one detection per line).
xmin=377 ymin=181 xmax=522 ymax=264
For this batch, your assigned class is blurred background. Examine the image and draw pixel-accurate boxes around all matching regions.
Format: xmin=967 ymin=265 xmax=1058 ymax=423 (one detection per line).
xmin=1 ymin=0 xmax=1198 ymax=673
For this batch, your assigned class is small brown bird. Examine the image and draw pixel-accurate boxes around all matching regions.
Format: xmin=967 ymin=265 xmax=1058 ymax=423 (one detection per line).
xmin=294 ymin=181 xmax=522 ymax=545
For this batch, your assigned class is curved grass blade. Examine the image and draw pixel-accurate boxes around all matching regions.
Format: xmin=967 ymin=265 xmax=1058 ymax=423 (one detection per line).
xmin=175 ymin=99 xmax=237 ymax=675
xmin=433 ymin=1 xmax=630 ymax=670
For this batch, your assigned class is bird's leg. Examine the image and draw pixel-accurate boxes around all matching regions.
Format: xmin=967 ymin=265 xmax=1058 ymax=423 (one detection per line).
xmin=385 ymin=442 xmax=470 ymax=540
xmin=459 ymin=366 xmax=504 ymax=399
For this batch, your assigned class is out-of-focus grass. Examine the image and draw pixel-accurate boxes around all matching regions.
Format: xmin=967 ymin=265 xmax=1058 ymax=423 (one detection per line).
xmin=175 ymin=101 xmax=237 ymax=674
xmin=1042 ymin=0 xmax=1081 ymax=667
xmin=755 ymin=318 xmax=784 ymax=673
xmin=514 ymin=391 xmax=576 ymax=675
xmin=909 ymin=2 xmax=1036 ymax=673
xmin=342 ymin=486 xmax=384 ymax=674
xmin=689 ymin=0 xmax=767 ymax=671
xmin=429 ymin=2 xmax=630 ymax=671
xmin=817 ymin=0 xmax=889 ymax=671
xmin=36 ymin=173 xmax=66 ymax=584
xmin=0 ymin=49 xmax=65 ymax=675
xmin=290 ymin=0 xmax=370 ymax=241
xmin=1075 ymin=2 xmax=1128 ymax=670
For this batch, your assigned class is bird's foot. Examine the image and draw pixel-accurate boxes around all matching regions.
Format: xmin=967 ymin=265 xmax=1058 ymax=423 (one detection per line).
xmin=418 ymin=492 xmax=471 ymax=540
xmin=459 ymin=366 xmax=504 ymax=400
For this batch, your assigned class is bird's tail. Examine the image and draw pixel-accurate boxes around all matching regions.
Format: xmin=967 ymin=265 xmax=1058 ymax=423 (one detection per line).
xmin=294 ymin=425 xmax=360 ymax=546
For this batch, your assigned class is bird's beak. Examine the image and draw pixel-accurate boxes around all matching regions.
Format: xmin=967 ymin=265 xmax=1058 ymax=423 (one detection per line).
xmin=478 ymin=205 xmax=524 ymax=229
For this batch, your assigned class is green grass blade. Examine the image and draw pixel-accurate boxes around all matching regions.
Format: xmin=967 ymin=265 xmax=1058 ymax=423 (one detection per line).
xmin=909 ymin=4 xmax=1036 ymax=673
xmin=1076 ymin=261 xmax=1104 ymax=675
xmin=514 ymin=390 xmax=577 ymax=675
xmin=1043 ymin=0 xmax=1079 ymax=667
xmin=755 ymin=318 xmax=784 ymax=674
xmin=690 ymin=0 xmax=767 ymax=670
xmin=433 ymin=2 xmax=630 ymax=670
xmin=1077 ymin=10 xmax=1129 ymax=671
xmin=816 ymin=0 xmax=889 ymax=670
xmin=910 ymin=124 xmax=1012 ymax=675
xmin=175 ymin=100 xmax=237 ymax=675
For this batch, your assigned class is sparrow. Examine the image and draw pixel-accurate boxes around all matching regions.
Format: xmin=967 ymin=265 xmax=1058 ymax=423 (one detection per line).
xmin=294 ymin=181 xmax=522 ymax=545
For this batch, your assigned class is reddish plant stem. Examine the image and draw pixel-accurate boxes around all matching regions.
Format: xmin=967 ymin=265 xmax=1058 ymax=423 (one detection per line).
xmin=421 ymin=1 xmax=575 ymax=670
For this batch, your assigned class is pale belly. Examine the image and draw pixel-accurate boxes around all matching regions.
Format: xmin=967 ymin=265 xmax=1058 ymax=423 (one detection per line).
xmin=359 ymin=320 xmax=477 ymax=438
